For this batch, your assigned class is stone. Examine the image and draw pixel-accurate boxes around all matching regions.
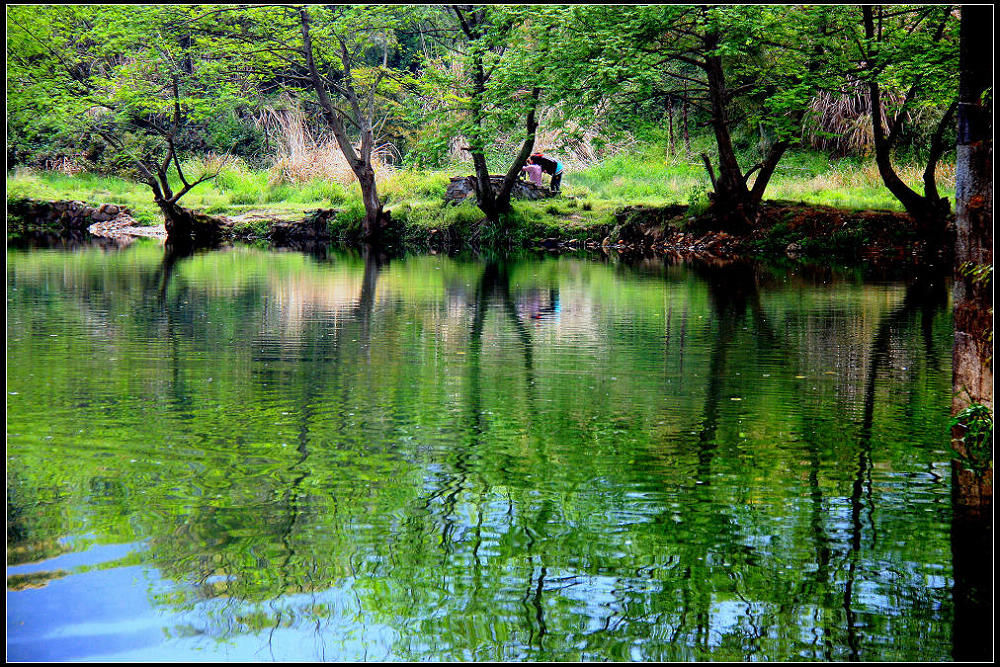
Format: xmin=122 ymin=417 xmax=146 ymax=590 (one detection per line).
xmin=270 ymin=218 xmax=332 ymax=244
xmin=444 ymin=175 xmax=557 ymax=205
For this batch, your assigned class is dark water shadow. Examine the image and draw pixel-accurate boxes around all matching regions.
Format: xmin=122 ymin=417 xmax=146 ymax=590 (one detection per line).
xmin=687 ymin=260 xmax=777 ymax=483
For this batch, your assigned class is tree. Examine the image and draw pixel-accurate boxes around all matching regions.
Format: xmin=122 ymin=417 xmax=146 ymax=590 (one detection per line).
xmin=197 ymin=5 xmax=414 ymax=241
xmin=853 ymin=5 xmax=960 ymax=227
xmin=550 ymin=5 xmax=830 ymax=231
xmin=413 ymin=5 xmax=552 ymax=226
xmin=7 ymin=5 xmax=248 ymax=248
xmin=948 ymin=9 xmax=992 ymax=661
xmin=454 ymin=6 xmax=546 ymax=225
xmin=950 ymin=4 xmax=993 ymax=512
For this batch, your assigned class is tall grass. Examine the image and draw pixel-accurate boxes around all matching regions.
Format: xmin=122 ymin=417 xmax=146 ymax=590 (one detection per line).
xmin=7 ymin=160 xmax=352 ymax=224
xmin=765 ymin=158 xmax=955 ymax=210
xmin=6 ymin=169 xmax=167 ymax=225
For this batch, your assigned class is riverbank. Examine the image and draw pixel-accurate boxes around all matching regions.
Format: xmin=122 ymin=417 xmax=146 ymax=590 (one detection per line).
xmin=7 ymin=152 xmax=954 ymax=264
xmin=8 ymin=192 xmax=949 ymax=267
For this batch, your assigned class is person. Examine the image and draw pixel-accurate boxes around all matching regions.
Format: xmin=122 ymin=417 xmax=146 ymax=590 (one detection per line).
xmin=522 ymin=158 xmax=544 ymax=187
xmin=529 ymin=152 xmax=564 ymax=193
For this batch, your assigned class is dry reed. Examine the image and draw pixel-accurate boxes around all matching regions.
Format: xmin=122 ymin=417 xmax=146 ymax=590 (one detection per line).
xmin=256 ymin=99 xmax=396 ymax=185
xmin=804 ymin=82 xmax=913 ymax=156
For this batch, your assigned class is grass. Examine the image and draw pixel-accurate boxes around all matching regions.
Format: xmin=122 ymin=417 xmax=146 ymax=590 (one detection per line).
xmin=7 ymin=145 xmax=955 ymax=237
xmin=6 ymin=170 xmax=168 ymax=226
xmin=567 ymin=146 xmax=706 ymax=205
xmin=6 ymin=161 xmax=353 ymax=226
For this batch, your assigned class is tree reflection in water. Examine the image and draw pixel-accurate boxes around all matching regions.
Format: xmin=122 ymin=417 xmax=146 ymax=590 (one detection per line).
xmin=5 ymin=246 xmax=958 ymax=661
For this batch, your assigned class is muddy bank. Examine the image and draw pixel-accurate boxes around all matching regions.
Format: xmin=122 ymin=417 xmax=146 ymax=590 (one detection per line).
xmin=391 ymin=200 xmax=946 ymax=265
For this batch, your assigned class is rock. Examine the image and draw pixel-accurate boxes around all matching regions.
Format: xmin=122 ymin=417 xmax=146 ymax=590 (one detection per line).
xmin=444 ymin=175 xmax=556 ymax=204
xmin=270 ymin=217 xmax=332 ymax=244
xmin=303 ymin=208 xmax=340 ymax=228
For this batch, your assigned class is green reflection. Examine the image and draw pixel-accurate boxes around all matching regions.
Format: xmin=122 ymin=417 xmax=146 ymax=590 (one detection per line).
xmin=7 ymin=244 xmax=955 ymax=661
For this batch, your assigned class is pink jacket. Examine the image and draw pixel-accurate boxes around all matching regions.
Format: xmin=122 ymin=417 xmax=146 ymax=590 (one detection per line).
xmin=523 ymin=164 xmax=543 ymax=186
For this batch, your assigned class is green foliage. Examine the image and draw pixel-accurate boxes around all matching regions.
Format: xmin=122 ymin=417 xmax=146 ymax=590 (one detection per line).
xmin=289 ymin=180 xmax=347 ymax=206
xmin=402 ymin=5 xmax=562 ymax=190
xmin=685 ymin=185 xmax=712 ymax=217
xmin=6 ymin=169 xmax=163 ymax=224
xmin=6 ymin=4 xmax=966 ymax=223
xmin=568 ymin=148 xmax=706 ymax=204
xmin=204 ymin=112 xmax=268 ymax=164
xmin=950 ymin=403 xmax=994 ymax=474
xmin=5 ymin=166 xmax=353 ymax=227
xmin=957 ymin=262 xmax=993 ymax=285
xmin=7 ymin=4 xmax=263 ymax=209
xmin=212 ymin=164 xmax=264 ymax=201
xmin=9 ymin=132 xmax=954 ymax=244
xmin=230 ymin=218 xmax=271 ymax=239
xmin=380 ymin=170 xmax=451 ymax=206
xmin=391 ymin=200 xmax=483 ymax=232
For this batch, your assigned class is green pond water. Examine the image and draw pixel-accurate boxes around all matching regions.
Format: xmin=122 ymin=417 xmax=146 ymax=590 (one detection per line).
xmin=7 ymin=241 xmax=962 ymax=661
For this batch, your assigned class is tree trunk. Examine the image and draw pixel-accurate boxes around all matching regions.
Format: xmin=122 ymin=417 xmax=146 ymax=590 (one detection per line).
xmin=157 ymin=198 xmax=224 ymax=249
xmin=951 ymin=4 xmax=993 ymax=510
xmin=493 ymin=88 xmax=541 ymax=214
xmin=702 ymin=42 xmax=756 ymax=230
xmin=466 ymin=30 xmax=503 ymax=225
xmin=471 ymin=151 xmax=499 ymax=223
xmin=863 ymin=6 xmax=953 ymax=227
xmin=749 ymin=140 xmax=790 ymax=203
xmin=950 ymin=7 xmax=992 ymax=661
xmin=357 ymin=167 xmax=386 ymax=240
xmin=298 ymin=7 xmax=387 ymax=242
xmin=869 ymin=80 xmax=930 ymax=214
xmin=682 ymin=94 xmax=691 ymax=153
xmin=667 ymin=97 xmax=675 ymax=156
